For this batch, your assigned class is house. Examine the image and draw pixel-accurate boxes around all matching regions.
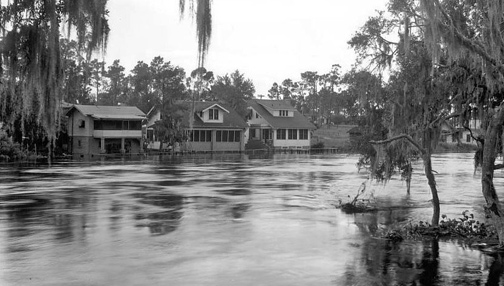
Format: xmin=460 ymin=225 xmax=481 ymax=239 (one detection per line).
xmin=347 ymin=126 xmax=364 ymax=145
xmin=66 ymin=105 xmax=146 ymax=156
xmin=439 ymin=119 xmax=482 ymax=145
xmin=145 ymin=101 xmax=248 ymax=152
xmin=246 ymin=99 xmax=316 ymax=149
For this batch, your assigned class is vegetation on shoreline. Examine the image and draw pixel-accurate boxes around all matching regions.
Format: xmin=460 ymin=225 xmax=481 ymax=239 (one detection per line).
xmin=382 ymin=211 xmax=497 ymax=243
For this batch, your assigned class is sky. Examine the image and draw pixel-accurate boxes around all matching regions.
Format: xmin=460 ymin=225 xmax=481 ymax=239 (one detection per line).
xmin=103 ymin=0 xmax=390 ymax=96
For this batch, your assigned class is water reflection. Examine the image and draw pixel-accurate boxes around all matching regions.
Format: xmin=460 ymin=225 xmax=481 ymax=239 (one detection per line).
xmin=0 ymin=153 xmax=503 ymax=285
xmin=133 ymin=193 xmax=184 ymax=235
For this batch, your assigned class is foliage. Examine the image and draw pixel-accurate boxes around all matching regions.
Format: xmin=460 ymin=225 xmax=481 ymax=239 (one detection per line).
xmin=311 ymin=141 xmax=325 ymax=149
xmin=0 ymin=130 xmax=26 ymax=162
xmin=210 ymin=70 xmax=255 ymax=117
xmin=383 ymin=211 xmax=497 ymax=241
xmin=153 ymin=102 xmax=189 ymax=149
xmin=179 ymin=0 xmax=212 ymax=68
xmin=418 ymin=0 xmax=504 ymax=245
xmin=0 ymin=0 xmax=109 ymax=146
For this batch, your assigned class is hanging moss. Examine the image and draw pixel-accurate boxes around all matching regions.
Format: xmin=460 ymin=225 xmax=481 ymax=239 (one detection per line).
xmin=0 ymin=0 xmax=109 ymax=157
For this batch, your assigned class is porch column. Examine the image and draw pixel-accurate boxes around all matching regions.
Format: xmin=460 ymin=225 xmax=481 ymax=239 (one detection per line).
xmin=101 ymin=137 xmax=106 ymax=153
xmin=121 ymin=138 xmax=125 ymax=154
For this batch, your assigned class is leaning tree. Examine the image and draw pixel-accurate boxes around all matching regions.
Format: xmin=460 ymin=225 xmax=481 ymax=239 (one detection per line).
xmin=350 ymin=0 xmax=461 ymax=226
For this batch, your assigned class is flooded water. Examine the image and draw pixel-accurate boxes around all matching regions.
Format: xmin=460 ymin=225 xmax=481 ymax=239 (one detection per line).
xmin=0 ymin=152 xmax=503 ymax=285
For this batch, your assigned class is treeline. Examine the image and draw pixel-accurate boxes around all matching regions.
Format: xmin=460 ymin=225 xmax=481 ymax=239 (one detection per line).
xmin=60 ymin=39 xmax=255 ymax=117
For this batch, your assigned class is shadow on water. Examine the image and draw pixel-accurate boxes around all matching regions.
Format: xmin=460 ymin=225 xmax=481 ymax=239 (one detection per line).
xmin=132 ymin=193 xmax=184 ymax=235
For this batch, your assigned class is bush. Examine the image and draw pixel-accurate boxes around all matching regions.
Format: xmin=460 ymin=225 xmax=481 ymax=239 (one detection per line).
xmin=0 ymin=130 xmax=26 ymax=161
xmin=311 ymin=141 xmax=325 ymax=149
xmin=382 ymin=210 xmax=497 ymax=241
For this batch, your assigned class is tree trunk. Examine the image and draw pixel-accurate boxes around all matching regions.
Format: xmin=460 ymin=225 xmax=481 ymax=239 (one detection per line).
xmin=423 ymin=152 xmax=440 ymax=226
xmin=481 ymin=107 xmax=504 ymax=246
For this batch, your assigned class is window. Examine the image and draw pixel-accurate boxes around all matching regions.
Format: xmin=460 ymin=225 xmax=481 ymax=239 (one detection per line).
xmin=288 ymin=129 xmax=297 ymax=140
xmin=263 ymin=129 xmax=271 ymax=140
xmin=256 ymin=112 xmax=260 ymax=119
xmin=191 ymin=130 xmax=212 ymax=142
xmin=466 ymin=134 xmax=471 ymax=143
xmin=129 ymin=121 xmax=141 ymax=130
xmin=78 ymin=120 xmax=85 ymax=128
xmin=77 ymin=140 xmax=82 ymax=147
xmin=215 ymin=130 xmax=241 ymax=142
xmin=277 ymin=129 xmax=286 ymax=140
xmin=299 ymin=129 xmax=308 ymax=140
xmin=209 ymin=108 xmax=219 ymax=120
xmin=279 ymin=110 xmax=289 ymax=117
xmin=94 ymin=121 xmax=102 ymax=130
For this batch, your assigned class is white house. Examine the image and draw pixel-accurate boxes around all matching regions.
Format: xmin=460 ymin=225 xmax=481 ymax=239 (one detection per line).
xmin=145 ymin=101 xmax=248 ymax=152
xmin=246 ymin=99 xmax=316 ymax=149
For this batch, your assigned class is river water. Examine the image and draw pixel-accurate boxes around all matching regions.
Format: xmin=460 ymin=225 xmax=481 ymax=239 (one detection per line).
xmin=0 ymin=152 xmax=503 ymax=285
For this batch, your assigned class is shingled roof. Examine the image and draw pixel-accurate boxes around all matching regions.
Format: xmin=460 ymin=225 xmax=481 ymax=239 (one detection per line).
xmin=66 ymin=105 xmax=146 ymax=120
xmin=180 ymin=101 xmax=247 ymax=129
xmin=247 ymin=99 xmax=316 ymax=130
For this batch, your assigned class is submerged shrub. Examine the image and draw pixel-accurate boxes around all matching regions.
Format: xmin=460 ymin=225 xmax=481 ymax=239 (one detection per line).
xmin=382 ymin=210 xmax=497 ymax=241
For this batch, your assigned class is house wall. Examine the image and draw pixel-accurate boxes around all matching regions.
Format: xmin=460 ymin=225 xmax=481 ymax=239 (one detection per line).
xmin=146 ymin=110 xmax=161 ymax=128
xmin=68 ymin=109 xmax=144 ymax=155
xmin=201 ymin=108 xmax=224 ymax=123
xmin=69 ymin=110 xmax=93 ymax=137
xmin=213 ymin=141 xmax=242 ymax=151
xmin=461 ymin=130 xmax=479 ymax=145
xmin=71 ymin=136 xmax=100 ymax=155
xmin=272 ymin=129 xmax=311 ymax=148
xmin=187 ymin=129 xmax=245 ymax=152
xmin=247 ymin=108 xmax=269 ymax=126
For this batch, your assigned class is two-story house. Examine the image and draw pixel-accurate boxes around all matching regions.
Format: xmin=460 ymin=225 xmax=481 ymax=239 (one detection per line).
xmin=145 ymin=101 xmax=248 ymax=152
xmin=66 ymin=105 xmax=146 ymax=156
xmin=247 ymin=99 xmax=316 ymax=149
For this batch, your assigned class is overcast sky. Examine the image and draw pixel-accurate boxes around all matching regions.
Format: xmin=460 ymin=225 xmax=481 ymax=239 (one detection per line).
xmin=103 ymin=0 xmax=389 ymax=95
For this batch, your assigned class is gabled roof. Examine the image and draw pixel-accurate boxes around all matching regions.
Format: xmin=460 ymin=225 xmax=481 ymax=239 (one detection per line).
xmin=181 ymin=101 xmax=247 ymax=129
xmin=247 ymin=99 xmax=316 ymax=130
xmin=66 ymin=104 xmax=146 ymax=120
xmin=255 ymin=99 xmax=297 ymax=111
xmin=202 ymin=103 xmax=229 ymax=113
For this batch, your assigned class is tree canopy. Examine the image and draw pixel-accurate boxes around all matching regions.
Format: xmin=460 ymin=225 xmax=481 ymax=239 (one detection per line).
xmin=0 ymin=0 xmax=109 ymax=149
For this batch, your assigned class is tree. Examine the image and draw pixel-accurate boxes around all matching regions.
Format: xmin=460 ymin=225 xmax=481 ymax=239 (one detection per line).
xmin=154 ymin=101 xmax=189 ymax=151
xmin=419 ymin=0 xmax=504 ymax=246
xmin=60 ymin=39 xmax=93 ymax=104
xmin=211 ymin=70 xmax=255 ymax=117
xmin=350 ymin=0 xmax=458 ymax=226
xmin=100 ymin=59 xmax=126 ymax=106
xmin=187 ymin=67 xmax=214 ymax=101
xmin=89 ymin=59 xmax=106 ymax=102
xmin=0 ymin=0 xmax=109 ymax=156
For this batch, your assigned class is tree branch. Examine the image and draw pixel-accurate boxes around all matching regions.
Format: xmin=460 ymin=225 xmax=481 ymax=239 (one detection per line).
xmin=431 ymin=0 xmax=504 ymax=75
xmin=370 ymin=134 xmax=426 ymax=155
xmin=495 ymin=164 xmax=504 ymax=170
